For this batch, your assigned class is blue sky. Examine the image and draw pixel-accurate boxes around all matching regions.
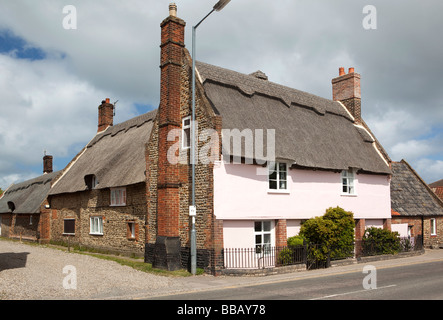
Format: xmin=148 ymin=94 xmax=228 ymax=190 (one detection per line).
xmin=0 ymin=0 xmax=442 ymax=189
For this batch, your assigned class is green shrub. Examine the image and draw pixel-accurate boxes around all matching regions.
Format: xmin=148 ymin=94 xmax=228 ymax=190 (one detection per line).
xmin=362 ymin=227 xmax=400 ymax=255
xmin=300 ymin=207 xmax=355 ymax=261
xmin=277 ymin=248 xmax=294 ymax=266
xmin=287 ymin=235 xmax=305 ymax=248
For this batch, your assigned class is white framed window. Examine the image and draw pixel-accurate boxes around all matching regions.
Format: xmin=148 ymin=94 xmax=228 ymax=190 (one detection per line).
xmin=254 ymin=221 xmax=273 ymax=254
xmin=430 ymin=218 xmax=437 ymax=236
xmin=182 ymin=116 xmax=191 ymax=150
xmin=268 ymin=162 xmax=288 ymax=192
xmin=111 ymin=187 xmax=126 ymax=206
xmin=90 ymin=216 xmax=103 ymax=235
xmin=341 ymin=169 xmax=356 ymax=195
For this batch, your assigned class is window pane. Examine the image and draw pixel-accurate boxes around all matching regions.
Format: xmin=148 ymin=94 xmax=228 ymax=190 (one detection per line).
xmin=263 ymin=221 xmax=271 ymax=232
xmin=279 ymin=171 xmax=287 ymax=181
xmin=255 ymin=234 xmax=262 ymax=245
xmin=279 ymin=163 xmax=286 ymax=172
xmin=269 ymin=170 xmax=277 ymax=180
xmin=269 ymin=180 xmax=277 ymax=190
xmin=279 ymin=180 xmax=287 ymax=190
xmin=64 ymin=220 xmax=75 ymax=234
xmin=184 ymin=127 xmax=190 ymax=148
xmin=268 ymin=163 xmax=277 ymax=173
xmin=264 ymin=233 xmax=271 ymax=244
xmin=254 ymin=221 xmax=262 ymax=232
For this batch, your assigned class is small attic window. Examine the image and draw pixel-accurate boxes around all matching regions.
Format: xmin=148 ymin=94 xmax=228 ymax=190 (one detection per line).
xmin=7 ymin=201 xmax=15 ymax=212
xmin=84 ymin=174 xmax=98 ymax=190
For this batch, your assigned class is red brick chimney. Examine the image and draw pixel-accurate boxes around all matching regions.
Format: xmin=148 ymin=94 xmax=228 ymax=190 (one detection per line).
xmin=97 ymin=98 xmax=114 ymax=133
xmin=153 ymin=2 xmax=186 ymax=271
xmin=43 ymin=155 xmax=53 ymax=174
xmin=332 ymin=67 xmax=361 ymax=123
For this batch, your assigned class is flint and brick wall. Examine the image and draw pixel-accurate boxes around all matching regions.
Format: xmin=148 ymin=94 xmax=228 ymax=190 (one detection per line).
xmin=50 ymin=183 xmax=146 ymax=256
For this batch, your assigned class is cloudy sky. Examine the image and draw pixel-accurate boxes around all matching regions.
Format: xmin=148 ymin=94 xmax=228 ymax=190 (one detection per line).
xmin=0 ymin=0 xmax=442 ymax=190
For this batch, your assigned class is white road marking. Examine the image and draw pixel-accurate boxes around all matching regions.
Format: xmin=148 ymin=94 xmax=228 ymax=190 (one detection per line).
xmin=310 ymin=284 xmax=397 ymax=300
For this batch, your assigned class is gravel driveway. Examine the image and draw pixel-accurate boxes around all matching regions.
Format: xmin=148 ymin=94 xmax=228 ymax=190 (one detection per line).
xmin=0 ymin=239 xmax=187 ymax=300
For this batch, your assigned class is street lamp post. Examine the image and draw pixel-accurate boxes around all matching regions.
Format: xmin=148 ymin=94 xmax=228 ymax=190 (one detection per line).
xmin=190 ymin=0 xmax=231 ymax=276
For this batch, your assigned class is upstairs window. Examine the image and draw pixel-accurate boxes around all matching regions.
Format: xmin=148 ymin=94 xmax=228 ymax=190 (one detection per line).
xmin=84 ymin=174 xmax=98 ymax=190
xmin=182 ymin=116 xmax=191 ymax=150
xmin=7 ymin=201 xmax=15 ymax=213
xmin=341 ymin=170 xmax=355 ymax=195
xmin=111 ymin=187 xmax=126 ymax=206
xmin=268 ymin=162 xmax=288 ymax=191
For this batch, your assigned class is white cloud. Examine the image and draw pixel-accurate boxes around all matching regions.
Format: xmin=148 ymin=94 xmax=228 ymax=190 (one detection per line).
xmin=391 ymin=140 xmax=434 ymax=162
xmin=0 ymin=53 xmax=109 ymax=186
xmin=413 ymin=159 xmax=443 ymax=184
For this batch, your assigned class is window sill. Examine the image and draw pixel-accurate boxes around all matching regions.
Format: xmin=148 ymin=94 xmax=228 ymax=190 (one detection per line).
xmin=341 ymin=193 xmax=358 ymax=197
xmin=110 ymin=204 xmax=126 ymax=207
xmin=89 ymin=233 xmax=103 ymax=236
xmin=267 ymin=189 xmax=290 ymax=194
xmin=63 ymin=233 xmax=75 ymax=236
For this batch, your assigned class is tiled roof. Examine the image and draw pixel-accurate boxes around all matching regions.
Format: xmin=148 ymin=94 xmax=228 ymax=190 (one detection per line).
xmin=391 ymin=160 xmax=443 ymax=216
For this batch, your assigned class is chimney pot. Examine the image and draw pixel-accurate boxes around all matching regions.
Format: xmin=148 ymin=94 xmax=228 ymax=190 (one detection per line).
xmin=43 ymin=155 xmax=53 ymax=174
xmin=332 ymin=67 xmax=362 ymax=123
xmin=169 ymin=3 xmax=177 ymax=17
xmin=339 ymin=67 xmax=345 ymax=76
xmin=98 ymin=98 xmax=114 ymax=132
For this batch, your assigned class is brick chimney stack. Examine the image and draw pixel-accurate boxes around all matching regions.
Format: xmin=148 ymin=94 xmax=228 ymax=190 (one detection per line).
xmin=97 ymin=98 xmax=114 ymax=133
xmin=153 ymin=3 xmax=186 ymax=271
xmin=43 ymin=155 xmax=53 ymax=174
xmin=332 ymin=67 xmax=362 ymax=123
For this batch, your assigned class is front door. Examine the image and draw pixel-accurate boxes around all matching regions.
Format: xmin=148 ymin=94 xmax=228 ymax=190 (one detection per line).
xmin=254 ymin=221 xmax=274 ymax=268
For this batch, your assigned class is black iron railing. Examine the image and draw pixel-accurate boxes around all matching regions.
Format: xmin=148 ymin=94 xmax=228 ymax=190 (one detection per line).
xmin=222 ymin=236 xmax=423 ymax=270
xmin=222 ymin=245 xmax=306 ymax=269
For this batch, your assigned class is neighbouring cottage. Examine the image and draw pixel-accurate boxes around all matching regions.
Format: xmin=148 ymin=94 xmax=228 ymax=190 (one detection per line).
xmin=0 ymin=156 xmax=60 ymax=243
xmin=390 ymin=160 xmax=443 ymax=248
xmin=47 ymin=100 xmax=156 ymax=257
xmin=143 ymin=4 xmax=393 ymax=273
xmin=429 ymin=179 xmax=443 ymax=201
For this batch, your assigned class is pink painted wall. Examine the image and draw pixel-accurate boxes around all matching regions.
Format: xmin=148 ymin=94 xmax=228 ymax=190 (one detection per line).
xmin=213 ymin=161 xmax=391 ymax=221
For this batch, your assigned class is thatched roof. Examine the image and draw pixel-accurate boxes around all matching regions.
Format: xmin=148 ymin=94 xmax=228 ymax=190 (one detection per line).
xmin=196 ymin=61 xmax=391 ymax=174
xmin=49 ymin=110 xmax=156 ymax=195
xmin=0 ymin=171 xmax=61 ymax=214
xmin=391 ymin=160 xmax=443 ymax=216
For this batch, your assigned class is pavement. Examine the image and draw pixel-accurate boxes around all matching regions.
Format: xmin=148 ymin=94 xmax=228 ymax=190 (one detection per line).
xmin=137 ymin=249 xmax=443 ymax=299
